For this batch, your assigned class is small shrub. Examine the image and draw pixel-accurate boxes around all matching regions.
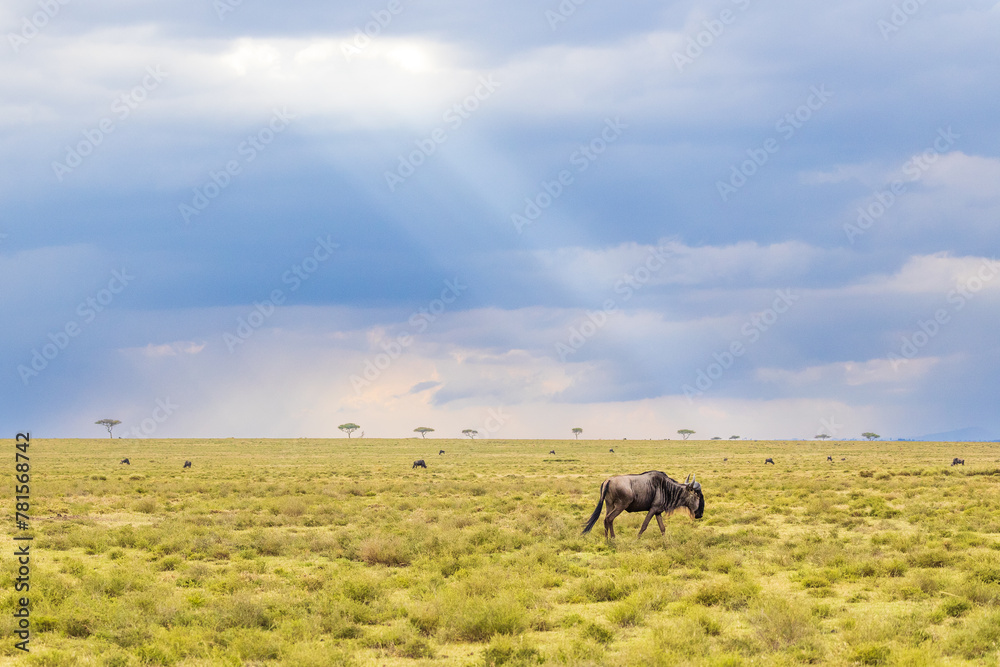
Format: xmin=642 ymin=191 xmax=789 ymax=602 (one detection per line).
xmin=750 ymin=597 xmax=814 ymax=650
xmin=578 ymin=577 xmax=633 ymax=602
xmin=359 ymin=536 xmax=411 ymax=567
xmin=852 ymin=644 xmax=890 ymax=665
xmin=483 ymin=635 xmax=543 ymax=666
xmin=607 ymin=597 xmax=645 ymax=627
xmin=581 ymin=622 xmax=614 ymax=645
xmin=158 ymin=555 xmax=181 ymax=571
xmin=941 ymin=597 xmax=971 ymax=617
xmin=692 ymin=578 xmax=760 ymax=610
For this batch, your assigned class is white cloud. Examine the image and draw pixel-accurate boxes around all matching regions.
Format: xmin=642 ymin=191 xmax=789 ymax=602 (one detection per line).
xmin=853 ymin=253 xmax=1000 ymax=296
xmin=756 ymin=357 xmax=942 ymax=388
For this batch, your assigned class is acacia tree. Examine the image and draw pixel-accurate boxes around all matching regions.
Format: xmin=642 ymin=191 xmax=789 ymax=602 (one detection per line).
xmin=462 ymin=429 xmax=478 ymax=439
xmin=572 ymin=427 xmax=583 ymax=439
xmin=678 ymin=429 xmax=695 ymax=440
xmin=338 ymin=423 xmax=360 ymax=438
xmin=729 ymin=435 xmax=740 ymax=440
xmin=815 ymin=434 xmax=832 ymax=440
xmin=862 ymin=432 xmax=880 ymax=441
xmin=415 ymin=427 xmax=435 ymax=438
xmin=95 ymin=419 xmax=121 ymax=439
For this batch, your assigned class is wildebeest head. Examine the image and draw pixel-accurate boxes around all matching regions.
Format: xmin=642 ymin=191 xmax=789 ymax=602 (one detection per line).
xmin=682 ymin=474 xmax=705 ymax=519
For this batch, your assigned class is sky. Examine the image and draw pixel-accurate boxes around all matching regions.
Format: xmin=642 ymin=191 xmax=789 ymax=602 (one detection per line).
xmin=2 ymin=0 xmax=999 ymax=441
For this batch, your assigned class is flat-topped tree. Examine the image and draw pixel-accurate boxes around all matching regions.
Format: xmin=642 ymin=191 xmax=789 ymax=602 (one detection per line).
xmin=572 ymin=428 xmax=583 ymax=439
xmin=678 ymin=429 xmax=695 ymax=440
xmin=862 ymin=432 xmax=880 ymax=441
xmin=729 ymin=435 xmax=740 ymax=440
xmin=415 ymin=427 xmax=434 ymax=438
xmin=815 ymin=434 xmax=832 ymax=440
xmin=338 ymin=423 xmax=361 ymax=438
xmin=462 ymin=429 xmax=478 ymax=439
xmin=95 ymin=419 xmax=121 ymax=439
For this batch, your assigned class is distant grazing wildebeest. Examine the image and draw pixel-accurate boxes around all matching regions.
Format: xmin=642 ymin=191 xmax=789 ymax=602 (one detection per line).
xmin=952 ymin=458 xmax=965 ymax=466
xmin=841 ymin=458 xmax=846 ymax=461
xmin=438 ymin=450 xmax=445 ymax=455
xmin=549 ymin=449 xmax=556 ymax=454
xmin=582 ymin=471 xmax=704 ymax=538
xmin=609 ymin=448 xmax=615 ymax=453
xmin=183 ymin=460 xmax=192 ymax=468
xmin=412 ymin=459 xmax=427 ymax=469
xmin=827 ymin=456 xmax=833 ymax=462
xmin=723 ymin=458 xmax=728 ymax=462
xmin=765 ymin=458 xmax=775 ymax=465
xmin=120 ymin=458 xmax=130 ymax=465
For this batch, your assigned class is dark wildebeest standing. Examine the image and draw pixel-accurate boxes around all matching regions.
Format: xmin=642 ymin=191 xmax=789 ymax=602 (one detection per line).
xmin=582 ymin=471 xmax=704 ymax=538
xmin=120 ymin=458 xmax=130 ymax=465
xmin=438 ymin=450 xmax=445 ymax=455
xmin=183 ymin=460 xmax=192 ymax=468
xmin=952 ymin=458 xmax=965 ymax=466
xmin=827 ymin=456 xmax=833 ymax=462
xmin=549 ymin=450 xmax=556 ymax=454
xmin=609 ymin=448 xmax=614 ymax=453
xmin=413 ymin=459 xmax=427 ymax=468
xmin=765 ymin=458 xmax=775 ymax=465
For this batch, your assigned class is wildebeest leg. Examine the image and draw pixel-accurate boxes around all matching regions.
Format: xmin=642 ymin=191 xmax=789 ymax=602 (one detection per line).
xmin=638 ymin=508 xmax=657 ymax=536
xmin=655 ymin=513 xmax=666 ymax=534
xmin=604 ymin=505 xmax=625 ymax=539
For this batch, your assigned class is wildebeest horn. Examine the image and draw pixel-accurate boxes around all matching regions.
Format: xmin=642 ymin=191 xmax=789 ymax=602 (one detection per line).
xmin=691 ymin=474 xmax=696 ymax=486
xmin=684 ymin=474 xmax=691 ymax=484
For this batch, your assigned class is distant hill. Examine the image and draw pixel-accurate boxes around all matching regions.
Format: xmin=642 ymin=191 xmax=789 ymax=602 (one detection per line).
xmin=913 ymin=426 xmax=999 ymax=442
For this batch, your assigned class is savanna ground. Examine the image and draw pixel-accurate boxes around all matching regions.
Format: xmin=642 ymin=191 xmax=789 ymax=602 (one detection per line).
xmin=3 ymin=437 xmax=1000 ymax=666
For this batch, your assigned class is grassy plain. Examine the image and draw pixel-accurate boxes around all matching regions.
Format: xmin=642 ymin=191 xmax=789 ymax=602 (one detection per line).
xmin=2 ymin=437 xmax=1000 ymax=666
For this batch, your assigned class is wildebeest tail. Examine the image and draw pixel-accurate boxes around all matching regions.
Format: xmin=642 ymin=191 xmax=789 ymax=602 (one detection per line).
xmin=582 ymin=479 xmax=609 ymax=534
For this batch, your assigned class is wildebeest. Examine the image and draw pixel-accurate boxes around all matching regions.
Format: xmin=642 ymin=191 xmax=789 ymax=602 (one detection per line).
xmin=952 ymin=458 xmax=965 ymax=466
xmin=723 ymin=458 xmax=728 ymax=462
xmin=609 ymin=448 xmax=614 ymax=453
xmin=549 ymin=450 xmax=556 ymax=454
xmin=765 ymin=458 xmax=774 ymax=465
xmin=183 ymin=460 xmax=192 ymax=468
xmin=582 ymin=471 xmax=704 ymax=538
xmin=827 ymin=456 xmax=833 ymax=462
xmin=412 ymin=459 xmax=427 ymax=469
xmin=438 ymin=450 xmax=445 ymax=455
xmin=120 ymin=458 xmax=130 ymax=465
